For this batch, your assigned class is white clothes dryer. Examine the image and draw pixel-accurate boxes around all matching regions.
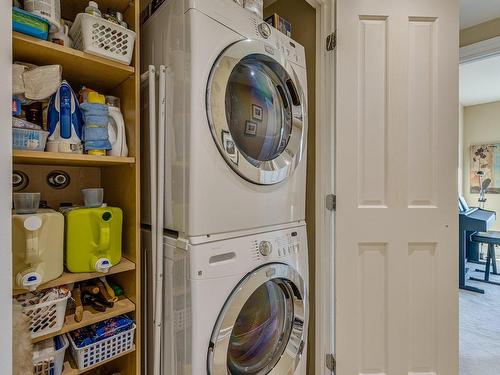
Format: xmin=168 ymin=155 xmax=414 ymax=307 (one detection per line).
xmin=141 ymin=0 xmax=308 ymax=238
xmin=142 ymin=224 xmax=309 ymax=375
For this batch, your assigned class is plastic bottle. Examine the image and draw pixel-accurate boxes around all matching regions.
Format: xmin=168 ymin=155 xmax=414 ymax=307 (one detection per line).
xmin=85 ymin=1 xmax=101 ymax=17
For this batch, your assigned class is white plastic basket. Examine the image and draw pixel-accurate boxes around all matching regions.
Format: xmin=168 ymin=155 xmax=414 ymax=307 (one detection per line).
xmin=69 ymin=13 xmax=136 ymax=65
xmin=33 ymin=335 xmax=69 ymax=375
xmin=67 ymin=324 xmax=136 ymax=370
xmin=20 ymin=290 xmax=70 ymax=339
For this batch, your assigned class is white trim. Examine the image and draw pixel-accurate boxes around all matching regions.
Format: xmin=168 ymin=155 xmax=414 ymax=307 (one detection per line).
xmin=305 ymin=0 xmax=321 ymax=8
xmin=0 ymin=2 xmax=12 ymax=373
xmin=312 ymin=0 xmax=335 ymax=374
xmin=460 ymin=35 xmax=500 ymax=64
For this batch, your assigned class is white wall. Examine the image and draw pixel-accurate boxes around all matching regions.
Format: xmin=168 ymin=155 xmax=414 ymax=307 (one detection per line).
xmin=0 ymin=1 xmax=12 ymax=373
xmin=463 ymin=101 xmax=500 ymax=230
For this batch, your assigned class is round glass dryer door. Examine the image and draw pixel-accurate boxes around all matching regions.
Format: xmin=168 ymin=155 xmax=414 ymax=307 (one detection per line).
xmin=207 ymin=39 xmax=306 ymax=185
xmin=207 ymin=263 xmax=307 ymax=375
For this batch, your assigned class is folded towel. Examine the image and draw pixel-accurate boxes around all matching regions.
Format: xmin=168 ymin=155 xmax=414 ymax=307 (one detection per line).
xmin=80 ymin=103 xmax=111 ymax=151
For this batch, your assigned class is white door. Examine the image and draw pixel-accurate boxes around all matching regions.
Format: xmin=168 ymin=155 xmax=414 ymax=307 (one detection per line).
xmin=336 ymin=0 xmax=459 ymax=374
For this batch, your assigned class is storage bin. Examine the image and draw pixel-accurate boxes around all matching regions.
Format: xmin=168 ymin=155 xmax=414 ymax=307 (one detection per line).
xmin=13 ymin=128 xmax=48 ymax=151
xmin=33 ymin=335 xmax=69 ymax=375
xmin=67 ymin=324 xmax=136 ymax=370
xmin=18 ymin=289 xmax=70 ymax=339
xmin=69 ymin=13 xmax=136 ymax=65
xmin=12 ymin=7 xmax=50 ymax=40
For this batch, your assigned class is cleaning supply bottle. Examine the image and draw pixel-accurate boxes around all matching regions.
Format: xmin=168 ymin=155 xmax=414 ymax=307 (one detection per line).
xmin=106 ymin=96 xmax=128 ymax=157
xmin=12 ymin=209 xmax=64 ymax=291
xmin=47 ymin=81 xmax=84 ymax=153
xmin=85 ymin=1 xmax=101 ymax=17
xmin=63 ymin=206 xmax=123 ymax=273
xmin=50 ymin=21 xmax=72 ymax=47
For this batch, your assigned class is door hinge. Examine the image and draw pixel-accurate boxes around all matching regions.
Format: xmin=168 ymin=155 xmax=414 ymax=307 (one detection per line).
xmin=326 ymin=353 xmax=336 ymax=373
xmin=326 ymin=194 xmax=336 ymax=211
xmin=326 ymin=31 xmax=336 ymax=51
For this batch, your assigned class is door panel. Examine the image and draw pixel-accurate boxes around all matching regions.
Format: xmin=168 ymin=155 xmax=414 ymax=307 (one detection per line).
xmin=336 ymin=1 xmax=459 ymax=374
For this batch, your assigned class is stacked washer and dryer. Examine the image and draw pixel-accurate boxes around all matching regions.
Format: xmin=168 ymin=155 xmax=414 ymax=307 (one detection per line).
xmin=141 ymin=0 xmax=309 ymax=374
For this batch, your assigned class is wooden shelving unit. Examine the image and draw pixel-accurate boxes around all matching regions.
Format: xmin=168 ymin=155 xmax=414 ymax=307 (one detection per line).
xmin=12 ymin=1 xmax=141 ymax=374
xmin=13 ymin=32 xmax=134 ymax=90
xmin=13 ymin=258 xmax=136 ymax=296
xmin=13 ymin=150 xmax=135 ymax=167
xmin=32 ymin=297 xmax=136 ymax=343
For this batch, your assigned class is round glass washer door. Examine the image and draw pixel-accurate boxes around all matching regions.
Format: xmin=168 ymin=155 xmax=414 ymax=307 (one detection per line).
xmin=207 ymin=39 xmax=306 ymax=185
xmin=207 ymin=263 xmax=307 ymax=375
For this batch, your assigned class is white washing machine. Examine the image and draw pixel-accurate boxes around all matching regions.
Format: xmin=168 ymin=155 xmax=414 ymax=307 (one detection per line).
xmin=142 ymin=224 xmax=309 ymax=374
xmin=141 ymin=0 xmax=308 ymax=238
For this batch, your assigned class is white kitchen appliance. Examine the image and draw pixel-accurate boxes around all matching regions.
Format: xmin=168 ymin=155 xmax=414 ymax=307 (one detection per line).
xmin=141 ymin=0 xmax=308 ymax=238
xmin=142 ymin=224 xmax=309 ymax=375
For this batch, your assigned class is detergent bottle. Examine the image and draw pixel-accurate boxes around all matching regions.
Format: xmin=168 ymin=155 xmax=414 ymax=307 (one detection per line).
xmin=106 ymin=96 xmax=128 ymax=157
xmin=47 ymin=80 xmax=84 ymax=153
xmin=12 ymin=209 xmax=64 ymax=291
xmin=63 ymin=206 xmax=123 ymax=273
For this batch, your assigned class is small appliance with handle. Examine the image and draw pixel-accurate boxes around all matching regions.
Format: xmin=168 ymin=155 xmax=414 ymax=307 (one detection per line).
xmin=12 ymin=209 xmax=64 ymax=291
xmin=63 ymin=207 xmax=123 ymax=273
xmin=47 ymin=81 xmax=84 ymax=153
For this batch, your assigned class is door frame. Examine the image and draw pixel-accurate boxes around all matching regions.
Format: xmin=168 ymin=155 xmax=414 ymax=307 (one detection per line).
xmin=306 ymin=0 xmax=336 ymax=373
xmin=0 ymin=2 xmax=12 ymax=373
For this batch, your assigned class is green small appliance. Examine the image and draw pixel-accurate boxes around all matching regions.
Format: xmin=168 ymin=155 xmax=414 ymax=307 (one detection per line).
xmin=64 ymin=207 xmax=123 ymax=273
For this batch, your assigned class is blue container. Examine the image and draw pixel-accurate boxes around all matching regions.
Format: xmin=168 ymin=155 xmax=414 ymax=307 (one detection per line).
xmin=13 ymin=128 xmax=49 ymax=151
xmin=12 ymin=7 xmax=50 ymax=40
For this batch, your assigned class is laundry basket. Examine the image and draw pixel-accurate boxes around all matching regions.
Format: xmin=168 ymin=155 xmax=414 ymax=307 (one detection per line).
xmin=33 ymin=335 xmax=69 ymax=375
xmin=18 ymin=289 xmax=71 ymax=339
xmin=67 ymin=324 xmax=136 ymax=370
xmin=69 ymin=13 xmax=136 ymax=65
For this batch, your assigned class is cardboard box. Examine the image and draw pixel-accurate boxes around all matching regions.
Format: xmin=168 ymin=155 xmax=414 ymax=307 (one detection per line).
xmin=265 ymin=13 xmax=292 ymax=37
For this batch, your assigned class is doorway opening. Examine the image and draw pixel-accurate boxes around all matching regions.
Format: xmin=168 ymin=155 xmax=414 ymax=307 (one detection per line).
xmin=262 ymin=1 xmax=317 ymax=373
xmin=459 ymin=3 xmax=500 ymax=374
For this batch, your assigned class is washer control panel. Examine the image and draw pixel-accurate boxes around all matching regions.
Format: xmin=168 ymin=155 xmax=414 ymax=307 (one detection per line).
xmin=275 ymin=230 xmax=300 ymax=257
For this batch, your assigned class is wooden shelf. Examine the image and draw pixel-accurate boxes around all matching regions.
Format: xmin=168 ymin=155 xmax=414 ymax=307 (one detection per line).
xmin=13 ymin=32 xmax=134 ymax=90
xmin=32 ymin=296 xmax=135 ymax=343
xmin=13 ymin=258 xmax=136 ymax=296
xmin=62 ymin=346 xmax=136 ymax=374
xmin=13 ymin=150 xmax=135 ymax=167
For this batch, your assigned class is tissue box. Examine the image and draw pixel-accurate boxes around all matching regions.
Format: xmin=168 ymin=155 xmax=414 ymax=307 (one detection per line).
xmin=265 ymin=13 xmax=292 ymax=37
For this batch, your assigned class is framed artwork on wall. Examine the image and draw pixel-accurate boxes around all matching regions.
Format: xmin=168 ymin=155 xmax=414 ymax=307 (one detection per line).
xmin=470 ymin=144 xmax=500 ymax=193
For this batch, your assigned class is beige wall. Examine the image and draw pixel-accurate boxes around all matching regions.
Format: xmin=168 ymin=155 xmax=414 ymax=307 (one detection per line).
xmin=460 ymin=17 xmax=500 ymax=47
xmin=264 ymin=1 xmax=317 ymax=372
xmin=463 ymin=101 xmax=500 ymax=230
xmin=459 ymin=104 xmax=464 ymax=195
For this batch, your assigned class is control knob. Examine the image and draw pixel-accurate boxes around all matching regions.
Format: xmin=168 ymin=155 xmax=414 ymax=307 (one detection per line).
xmin=258 ymin=22 xmax=272 ymax=39
xmin=259 ymin=240 xmax=273 ymax=256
